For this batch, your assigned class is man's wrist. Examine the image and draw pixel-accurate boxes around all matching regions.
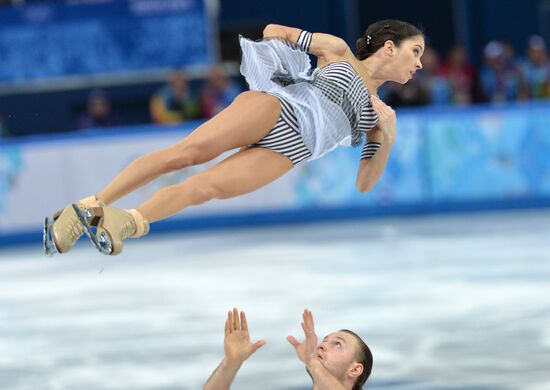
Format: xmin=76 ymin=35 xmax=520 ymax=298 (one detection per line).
xmin=222 ymin=356 xmax=244 ymax=371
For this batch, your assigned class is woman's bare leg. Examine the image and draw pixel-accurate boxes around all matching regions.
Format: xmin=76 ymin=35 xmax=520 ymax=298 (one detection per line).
xmin=95 ymin=92 xmax=282 ymax=204
xmin=136 ymin=147 xmax=293 ymax=223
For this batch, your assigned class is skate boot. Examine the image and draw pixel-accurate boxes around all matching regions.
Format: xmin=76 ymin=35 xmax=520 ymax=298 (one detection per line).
xmin=74 ymin=205 xmax=149 ymax=256
xmin=43 ymin=195 xmax=103 ymax=256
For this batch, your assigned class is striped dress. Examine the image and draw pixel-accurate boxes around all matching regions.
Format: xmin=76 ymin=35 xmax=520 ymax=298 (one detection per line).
xmin=240 ymin=35 xmax=379 ymax=163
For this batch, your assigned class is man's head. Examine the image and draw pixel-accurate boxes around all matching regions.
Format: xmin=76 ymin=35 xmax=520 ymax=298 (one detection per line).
xmin=315 ymin=330 xmax=373 ymax=390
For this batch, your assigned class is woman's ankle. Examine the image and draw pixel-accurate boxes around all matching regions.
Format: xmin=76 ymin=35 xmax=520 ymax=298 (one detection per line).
xmin=128 ymin=209 xmax=150 ymax=237
xmin=79 ymin=195 xmax=103 ymax=208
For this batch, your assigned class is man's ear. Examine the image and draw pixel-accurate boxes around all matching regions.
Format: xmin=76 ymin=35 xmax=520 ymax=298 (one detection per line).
xmin=348 ymin=362 xmax=364 ymax=379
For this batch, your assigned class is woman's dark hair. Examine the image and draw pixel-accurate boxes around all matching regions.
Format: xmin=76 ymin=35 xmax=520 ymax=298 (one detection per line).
xmin=356 ymin=19 xmax=424 ymax=60
xmin=340 ymin=329 xmax=373 ymax=390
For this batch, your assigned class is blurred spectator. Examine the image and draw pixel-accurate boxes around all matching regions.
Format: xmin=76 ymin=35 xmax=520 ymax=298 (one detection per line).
xmin=440 ymin=44 xmax=483 ymax=104
xmin=76 ymin=89 xmax=120 ymax=130
xmin=480 ymin=40 xmax=527 ymax=103
xmin=500 ymin=39 xmax=519 ymax=70
xmin=381 ymin=78 xmax=430 ymax=107
xmin=200 ymin=66 xmax=243 ymax=118
xmin=0 ymin=114 xmax=11 ymax=138
xmin=149 ymin=71 xmax=201 ymax=124
xmin=519 ymin=35 xmax=550 ymax=99
xmin=414 ymin=46 xmax=452 ymax=105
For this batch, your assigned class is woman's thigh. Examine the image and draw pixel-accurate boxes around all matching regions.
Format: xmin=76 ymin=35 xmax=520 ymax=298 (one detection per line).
xmin=169 ymin=91 xmax=283 ymax=163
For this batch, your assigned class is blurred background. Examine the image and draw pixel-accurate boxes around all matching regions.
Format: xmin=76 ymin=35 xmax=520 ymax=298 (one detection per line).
xmin=0 ymin=0 xmax=549 ymax=389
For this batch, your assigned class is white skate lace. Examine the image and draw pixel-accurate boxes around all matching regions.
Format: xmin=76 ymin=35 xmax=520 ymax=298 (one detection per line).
xmin=65 ymin=218 xmax=85 ymax=243
xmin=119 ymin=215 xmax=137 ymax=240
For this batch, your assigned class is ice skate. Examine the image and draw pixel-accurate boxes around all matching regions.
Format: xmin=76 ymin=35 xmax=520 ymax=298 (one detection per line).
xmin=43 ymin=216 xmax=57 ymax=256
xmin=74 ymin=205 xmax=149 ymax=256
xmin=43 ymin=196 xmax=102 ymax=256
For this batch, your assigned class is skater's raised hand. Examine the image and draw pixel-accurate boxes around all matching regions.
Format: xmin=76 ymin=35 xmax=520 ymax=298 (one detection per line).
xmin=224 ymin=308 xmax=267 ymax=365
xmin=287 ymin=309 xmax=318 ymax=364
xmin=204 ymin=308 xmax=266 ymax=390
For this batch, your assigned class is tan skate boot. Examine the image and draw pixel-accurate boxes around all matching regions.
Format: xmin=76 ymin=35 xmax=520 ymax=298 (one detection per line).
xmin=91 ymin=207 xmax=149 ymax=256
xmin=44 ymin=195 xmax=103 ymax=255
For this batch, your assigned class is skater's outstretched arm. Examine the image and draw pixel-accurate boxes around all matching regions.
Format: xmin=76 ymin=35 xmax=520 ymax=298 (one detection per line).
xmin=262 ymin=24 xmax=352 ymax=63
xmin=356 ymin=95 xmax=396 ymax=193
xmin=204 ymin=308 xmax=266 ymax=390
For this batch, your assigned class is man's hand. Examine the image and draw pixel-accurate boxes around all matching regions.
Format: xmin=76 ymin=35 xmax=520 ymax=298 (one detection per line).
xmin=224 ymin=308 xmax=267 ymax=365
xmin=286 ymin=309 xmax=318 ymax=364
xmin=204 ymin=308 xmax=266 ymax=390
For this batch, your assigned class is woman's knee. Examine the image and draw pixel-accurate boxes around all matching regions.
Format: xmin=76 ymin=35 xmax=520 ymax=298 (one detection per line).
xmin=180 ymin=175 xmax=220 ymax=205
xmin=162 ymin=143 xmax=207 ymax=172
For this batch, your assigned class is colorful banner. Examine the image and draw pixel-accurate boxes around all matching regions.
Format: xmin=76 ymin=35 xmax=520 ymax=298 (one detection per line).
xmin=0 ymin=0 xmax=214 ymax=84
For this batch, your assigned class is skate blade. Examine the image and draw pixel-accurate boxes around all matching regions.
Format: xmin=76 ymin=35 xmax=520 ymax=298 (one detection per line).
xmin=43 ymin=217 xmax=59 ymax=257
xmin=72 ymin=204 xmax=112 ymax=255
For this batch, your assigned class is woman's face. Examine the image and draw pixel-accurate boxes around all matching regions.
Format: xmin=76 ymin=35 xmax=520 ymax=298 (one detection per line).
xmin=391 ymin=35 xmax=425 ymax=84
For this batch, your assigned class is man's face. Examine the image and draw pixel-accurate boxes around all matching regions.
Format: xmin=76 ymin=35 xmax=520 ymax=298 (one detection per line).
xmin=316 ymin=331 xmax=360 ymax=381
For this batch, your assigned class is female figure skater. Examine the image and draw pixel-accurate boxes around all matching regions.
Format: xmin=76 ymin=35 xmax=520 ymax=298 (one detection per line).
xmin=204 ymin=308 xmax=373 ymax=390
xmin=44 ymin=19 xmax=424 ymax=256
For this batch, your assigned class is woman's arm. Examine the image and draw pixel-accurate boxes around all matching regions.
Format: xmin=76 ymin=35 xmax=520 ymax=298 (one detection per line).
xmin=262 ymin=24 xmax=351 ymax=61
xmin=356 ymin=96 xmax=396 ymax=193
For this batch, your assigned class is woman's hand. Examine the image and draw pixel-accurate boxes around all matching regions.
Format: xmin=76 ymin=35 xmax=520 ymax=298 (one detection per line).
xmin=287 ymin=309 xmax=318 ymax=364
xmin=224 ymin=308 xmax=267 ymax=366
xmin=370 ymin=95 xmax=396 ymax=144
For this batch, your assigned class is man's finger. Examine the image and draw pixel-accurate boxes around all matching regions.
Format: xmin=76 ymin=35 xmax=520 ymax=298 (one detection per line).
xmin=308 ymin=310 xmax=315 ymax=330
xmin=287 ymin=335 xmax=300 ymax=348
xmin=240 ymin=311 xmax=248 ymax=331
xmin=251 ymin=339 xmax=267 ymax=353
xmin=225 ymin=317 xmax=230 ymax=336
xmin=228 ymin=310 xmax=234 ymax=332
xmin=233 ymin=307 xmax=240 ymax=330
